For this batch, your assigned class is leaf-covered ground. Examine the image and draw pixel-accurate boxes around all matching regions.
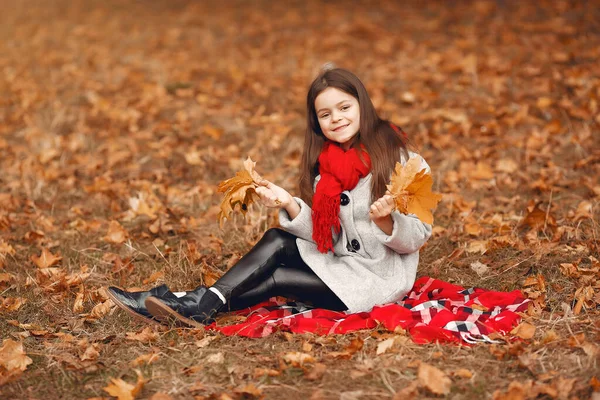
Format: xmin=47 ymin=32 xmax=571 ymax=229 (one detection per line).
xmin=1 ymin=0 xmax=599 ymax=399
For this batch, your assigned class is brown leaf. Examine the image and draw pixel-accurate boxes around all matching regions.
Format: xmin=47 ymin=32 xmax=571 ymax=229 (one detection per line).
xmin=142 ymin=271 xmax=164 ymax=285
xmin=393 ymin=381 xmax=419 ymax=399
xmin=452 ymin=369 xmax=474 ymax=379
xmin=233 ymin=383 xmax=262 ymax=398
xmin=126 ymin=327 xmax=158 ymax=343
xmin=31 ymin=248 xmax=62 ymax=269
xmin=130 ymin=353 xmax=160 ymax=367
xmin=492 ymin=380 xmax=531 ymax=400
xmin=0 ymin=297 xmax=26 ymax=312
xmin=88 ymin=299 xmax=114 ymax=320
xmin=376 ymin=338 xmax=395 ymax=355
xmin=521 ymin=203 xmax=556 ymax=232
xmin=0 ymin=239 xmax=17 ymax=258
xmin=217 ymin=157 xmax=264 ymax=227
xmin=80 ymin=344 xmax=100 ymax=361
xmin=104 ymin=221 xmax=128 ymax=245
xmin=281 ymin=352 xmax=315 ymax=366
xmin=103 ymin=370 xmax=145 ymax=400
xmin=387 ymin=156 xmax=442 ymax=224
xmin=73 ymin=290 xmax=85 ymax=314
xmin=0 ymin=339 xmax=33 ymax=372
xmin=417 ymin=363 xmax=451 ymax=395
xmin=149 ymin=393 xmax=173 ymax=400
xmin=305 ymin=363 xmax=327 ymax=381
xmin=511 ymin=322 xmax=536 ymax=340
xmin=253 ymin=368 xmax=281 ymax=379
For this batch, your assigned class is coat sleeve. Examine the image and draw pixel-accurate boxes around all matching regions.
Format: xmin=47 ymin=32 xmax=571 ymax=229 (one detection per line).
xmin=278 ymin=197 xmax=315 ymax=243
xmin=370 ymin=213 xmax=432 ymax=254
xmin=370 ymin=152 xmax=433 ymax=254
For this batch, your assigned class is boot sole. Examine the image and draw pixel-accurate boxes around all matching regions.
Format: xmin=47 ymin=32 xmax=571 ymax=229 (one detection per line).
xmin=106 ymin=288 xmax=161 ymax=326
xmin=145 ymin=296 xmax=205 ymax=329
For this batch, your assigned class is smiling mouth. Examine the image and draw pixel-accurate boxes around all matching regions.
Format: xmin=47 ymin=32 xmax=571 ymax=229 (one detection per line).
xmin=333 ymin=124 xmax=349 ymax=132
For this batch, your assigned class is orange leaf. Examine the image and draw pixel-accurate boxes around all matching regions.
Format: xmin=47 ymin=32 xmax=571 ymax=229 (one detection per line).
xmin=104 ymin=221 xmax=128 ymax=245
xmin=125 ymin=327 xmax=158 ymax=343
xmin=1 ymin=297 xmax=26 ymax=312
xmin=217 ymin=157 xmax=264 ymax=227
xmin=233 ymin=383 xmax=263 ymax=397
xmin=0 ymin=339 xmax=33 ymax=372
xmin=281 ymin=352 xmax=315 ymax=366
xmin=31 ymin=248 xmax=62 ymax=269
xmin=387 ymin=156 xmax=442 ymax=224
xmin=88 ymin=299 xmax=114 ymax=320
xmin=417 ymin=363 xmax=451 ymax=395
xmin=103 ymin=370 xmax=145 ymax=400
xmin=511 ymin=322 xmax=536 ymax=339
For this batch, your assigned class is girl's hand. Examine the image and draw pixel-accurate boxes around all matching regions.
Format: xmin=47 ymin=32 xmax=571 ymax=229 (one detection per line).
xmin=369 ymin=192 xmax=396 ymax=221
xmin=255 ymin=179 xmax=293 ymax=209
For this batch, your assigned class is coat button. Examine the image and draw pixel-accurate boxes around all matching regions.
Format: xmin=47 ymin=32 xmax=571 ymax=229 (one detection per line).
xmin=350 ymin=239 xmax=360 ymax=251
xmin=340 ymin=193 xmax=350 ymax=206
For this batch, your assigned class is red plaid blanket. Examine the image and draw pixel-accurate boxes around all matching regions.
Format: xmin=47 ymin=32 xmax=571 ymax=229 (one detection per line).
xmin=208 ymin=277 xmax=531 ymax=344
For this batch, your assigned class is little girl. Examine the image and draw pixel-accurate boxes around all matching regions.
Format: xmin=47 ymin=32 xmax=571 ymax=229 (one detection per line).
xmin=107 ymin=67 xmax=433 ymax=328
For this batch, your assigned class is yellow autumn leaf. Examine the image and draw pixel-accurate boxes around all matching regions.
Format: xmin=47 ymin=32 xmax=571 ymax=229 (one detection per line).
xmin=217 ymin=157 xmax=265 ymax=227
xmin=387 ymin=156 xmax=443 ymax=224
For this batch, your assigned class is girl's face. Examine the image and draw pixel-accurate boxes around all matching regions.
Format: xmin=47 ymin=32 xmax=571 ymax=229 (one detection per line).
xmin=314 ymin=87 xmax=360 ymax=150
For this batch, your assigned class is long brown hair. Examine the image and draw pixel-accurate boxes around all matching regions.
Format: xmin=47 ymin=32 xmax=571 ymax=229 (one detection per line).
xmin=299 ymin=68 xmax=409 ymax=205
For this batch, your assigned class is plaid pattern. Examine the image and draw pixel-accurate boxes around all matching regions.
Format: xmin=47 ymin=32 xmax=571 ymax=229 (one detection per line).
xmin=209 ymin=277 xmax=531 ymax=344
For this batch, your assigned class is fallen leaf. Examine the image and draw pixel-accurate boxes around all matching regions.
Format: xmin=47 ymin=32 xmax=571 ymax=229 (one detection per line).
xmin=522 ymin=203 xmax=556 ymax=232
xmin=149 ymin=393 xmax=173 ymax=400
xmin=281 ymin=352 xmax=315 ymax=366
xmin=492 ymin=380 xmax=531 ymax=400
xmin=453 ymin=369 xmax=473 ymax=378
xmin=206 ymin=352 xmax=224 ymax=364
xmin=470 ymin=261 xmax=489 ymax=276
xmin=73 ymin=289 xmax=85 ymax=313
xmin=418 ymin=363 xmax=451 ymax=395
xmin=233 ymin=383 xmax=262 ymax=398
xmin=130 ymin=353 xmax=160 ymax=367
xmin=305 ymin=363 xmax=327 ymax=381
xmin=466 ymin=240 xmax=488 ymax=254
xmin=195 ymin=336 xmax=217 ymax=348
xmin=387 ymin=156 xmax=442 ymax=224
xmin=541 ymin=329 xmax=559 ymax=344
xmin=376 ymin=338 xmax=395 ymax=355
xmin=88 ymin=299 xmax=114 ymax=320
xmin=103 ymin=370 xmax=145 ymax=400
xmin=253 ymin=368 xmax=281 ymax=378
xmin=81 ymin=344 xmax=100 ymax=361
xmin=511 ymin=322 xmax=536 ymax=339
xmin=0 ymin=297 xmax=26 ymax=312
xmin=104 ymin=221 xmax=128 ymax=245
xmin=142 ymin=271 xmax=164 ymax=285
xmin=31 ymin=248 xmax=62 ymax=269
xmin=393 ymin=380 xmax=419 ymax=399
xmin=0 ymin=339 xmax=33 ymax=372
xmin=125 ymin=327 xmax=158 ymax=343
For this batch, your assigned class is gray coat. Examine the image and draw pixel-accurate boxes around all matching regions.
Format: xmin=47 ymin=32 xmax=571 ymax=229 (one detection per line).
xmin=278 ymin=153 xmax=432 ymax=313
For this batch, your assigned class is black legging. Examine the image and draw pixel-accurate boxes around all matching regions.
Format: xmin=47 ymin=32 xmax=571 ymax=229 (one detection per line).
xmin=211 ymin=228 xmax=348 ymax=312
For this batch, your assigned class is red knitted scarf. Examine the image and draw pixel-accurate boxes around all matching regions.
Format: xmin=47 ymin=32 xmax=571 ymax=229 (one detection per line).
xmin=312 ymin=142 xmax=371 ymax=253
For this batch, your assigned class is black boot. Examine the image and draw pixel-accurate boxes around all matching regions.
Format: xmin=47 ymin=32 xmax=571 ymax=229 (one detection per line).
xmin=145 ymin=287 xmax=223 ymax=328
xmin=106 ymin=284 xmax=177 ymax=324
